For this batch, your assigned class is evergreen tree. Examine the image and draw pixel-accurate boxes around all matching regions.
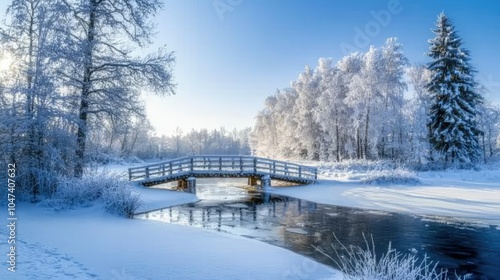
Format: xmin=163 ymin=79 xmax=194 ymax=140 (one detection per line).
xmin=427 ymin=12 xmax=483 ymax=165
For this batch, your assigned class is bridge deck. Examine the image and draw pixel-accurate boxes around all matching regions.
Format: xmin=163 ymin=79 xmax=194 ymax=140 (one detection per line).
xmin=128 ymin=155 xmax=317 ymax=186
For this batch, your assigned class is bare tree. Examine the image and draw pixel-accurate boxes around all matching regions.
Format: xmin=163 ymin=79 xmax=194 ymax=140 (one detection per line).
xmin=58 ymin=0 xmax=176 ymax=177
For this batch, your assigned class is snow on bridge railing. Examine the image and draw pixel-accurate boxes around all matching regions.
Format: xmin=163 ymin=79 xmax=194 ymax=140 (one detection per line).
xmin=128 ymin=155 xmax=317 ymax=184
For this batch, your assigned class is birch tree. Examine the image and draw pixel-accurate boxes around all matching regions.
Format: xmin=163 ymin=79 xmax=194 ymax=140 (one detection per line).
xmin=378 ymin=38 xmax=408 ymax=159
xmin=292 ymin=65 xmax=322 ymax=160
xmin=406 ymin=64 xmax=432 ymax=163
xmin=346 ymin=47 xmax=384 ymax=159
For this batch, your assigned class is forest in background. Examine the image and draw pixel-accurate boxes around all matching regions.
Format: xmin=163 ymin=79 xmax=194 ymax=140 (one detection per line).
xmin=250 ymin=32 xmax=500 ymax=167
xmin=88 ymin=126 xmax=251 ymax=162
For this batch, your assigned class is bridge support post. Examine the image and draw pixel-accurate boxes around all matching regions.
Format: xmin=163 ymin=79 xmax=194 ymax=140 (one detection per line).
xmin=261 ymin=175 xmax=271 ymax=189
xmin=177 ymin=179 xmax=187 ymax=190
xmin=187 ymin=177 xmax=196 ymax=194
xmin=248 ymin=176 xmax=258 ymax=186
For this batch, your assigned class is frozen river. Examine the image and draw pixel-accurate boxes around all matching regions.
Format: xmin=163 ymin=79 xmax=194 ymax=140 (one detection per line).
xmin=136 ymin=178 xmax=500 ymax=279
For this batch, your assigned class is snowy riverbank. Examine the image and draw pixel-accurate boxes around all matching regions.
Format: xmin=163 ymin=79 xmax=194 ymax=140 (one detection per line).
xmin=269 ymin=166 xmax=500 ymax=228
xmin=0 ymin=183 xmax=341 ymax=280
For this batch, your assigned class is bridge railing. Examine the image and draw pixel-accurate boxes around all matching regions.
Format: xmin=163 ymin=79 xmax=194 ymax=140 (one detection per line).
xmin=128 ymin=155 xmax=317 ymax=183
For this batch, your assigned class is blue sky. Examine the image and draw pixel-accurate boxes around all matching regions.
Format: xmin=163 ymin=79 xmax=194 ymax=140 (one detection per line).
xmin=2 ymin=1 xmax=499 ymax=135
xmin=145 ymin=0 xmax=500 ymax=135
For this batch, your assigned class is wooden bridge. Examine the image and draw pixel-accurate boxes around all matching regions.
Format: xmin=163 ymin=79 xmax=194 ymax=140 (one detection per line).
xmin=128 ymin=155 xmax=317 ymax=189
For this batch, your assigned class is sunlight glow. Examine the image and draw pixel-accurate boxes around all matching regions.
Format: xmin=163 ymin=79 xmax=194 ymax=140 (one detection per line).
xmin=0 ymin=51 xmax=14 ymax=72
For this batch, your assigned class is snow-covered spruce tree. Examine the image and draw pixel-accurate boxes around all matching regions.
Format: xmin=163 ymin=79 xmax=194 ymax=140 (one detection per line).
xmin=427 ymin=13 xmax=483 ymax=165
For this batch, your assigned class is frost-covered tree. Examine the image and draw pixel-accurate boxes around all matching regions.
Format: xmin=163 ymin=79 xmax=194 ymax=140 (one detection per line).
xmin=251 ymin=97 xmax=278 ymax=158
xmin=292 ymin=65 xmax=322 ymax=160
xmin=347 ymin=47 xmax=385 ymax=159
xmin=311 ymin=58 xmax=335 ymax=161
xmin=58 ymin=0 xmax=176 ymax=177
xmin=0 ymin=0 xmax=177 ymax=201
xmin=273 ymin=89 xmax=299 ymax=158
xmin=378 ymin=38 xmax=408 ymax=160
xmin=250 ymin=89 xmax=298 ymax=159
xmin=0 ymin=0 xmax=72 ymax=198
xmin=250 ymin=37 xmax=490 ymax=166
xmin=251 ymin=44 xmax=411 ymax=163
xmin=427 ymin=13 xmax=483 ymax=165
xmin=406 ymin=64 xmax=432 ymax=164
xmin=336 ymin=52 xmax=364 ymax=160
xmin=477 ymin=101 xmax=500 ymax=160
xmin=315 ymin=58 xmax=350 ymax=161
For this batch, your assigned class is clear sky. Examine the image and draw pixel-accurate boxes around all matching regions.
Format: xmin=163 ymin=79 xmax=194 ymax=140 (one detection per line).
xmin=2 ymin=1 xmax=500 ymax=136
xmin=146 ymin=0 xmax=500 ymax=136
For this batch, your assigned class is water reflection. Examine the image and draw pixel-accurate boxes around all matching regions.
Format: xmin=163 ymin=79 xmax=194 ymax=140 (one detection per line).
xmin=137 ymin=179 xmax=500 ymax=280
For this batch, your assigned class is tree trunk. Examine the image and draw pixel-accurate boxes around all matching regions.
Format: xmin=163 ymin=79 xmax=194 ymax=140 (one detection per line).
xmin=335 ymin=116 xmax=340 ymax=162
xmin=128 ymin=128 xmax=141 ymax=156
xmin=75 ymin=93 xmax=89 ymax=177
xmin=74 ymin=0 xmax=97 ymax=177
xmin=26 ymin=0 xmax=37 ymax=197
xmin=356 ymin=127 xmax=362 ymax=159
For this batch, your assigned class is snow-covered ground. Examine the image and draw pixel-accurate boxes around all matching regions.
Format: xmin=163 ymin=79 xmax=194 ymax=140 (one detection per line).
xmin=0 ymin=176 xmax=341 ymax=280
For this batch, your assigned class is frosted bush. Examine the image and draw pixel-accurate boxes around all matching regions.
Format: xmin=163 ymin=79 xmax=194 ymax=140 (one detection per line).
xmin=319 ymin=160 xmax=395 ymax=173
xmin=44 ymin=176 xmax=104 ymax=208
xmin=361 ymin=168 xmax=420 ymax=185
xmin=102 ymin=184 xmax=142 ymax=217
xmin=42 ymin=173 xmax=142 ymax=217
xmin=318 ymin=160 xmax=397 ymax=179
xmin=315 ymin=234 xmax=468 ymax=280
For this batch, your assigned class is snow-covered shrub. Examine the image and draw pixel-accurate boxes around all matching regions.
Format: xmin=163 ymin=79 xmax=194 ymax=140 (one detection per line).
xmin=361 ymin=168 xmax=420 ymax=185
xmin=41 ymin=173 xmax=142 ymax=217
xmin=40 ymin=177 xmax=100 ymax=209
xmin=101 ymin=183 xmax=142 ymax=218
xmin=318 ymin=160 xmax=397 ymax=179
xmin=315 ymin=234 xmax=468 ymax=280
xmin=53 ymin=176 xmax=105 ymax=206
xmin=319 ymin=159 xmax=395 ymax=172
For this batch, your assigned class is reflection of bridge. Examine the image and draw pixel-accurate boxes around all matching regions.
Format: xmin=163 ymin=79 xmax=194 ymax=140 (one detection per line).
xmin=137 ymin=194 xmax=318 ymax=230
xmin=128 ymin=155 xmax=317 ymax=189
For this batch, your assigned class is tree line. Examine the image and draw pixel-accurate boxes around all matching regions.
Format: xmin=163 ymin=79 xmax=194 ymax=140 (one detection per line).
xmin=88 ymin=125 xmax=251 ymax=162
xmin=251 ymin=14 xmax=499 ymax=167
